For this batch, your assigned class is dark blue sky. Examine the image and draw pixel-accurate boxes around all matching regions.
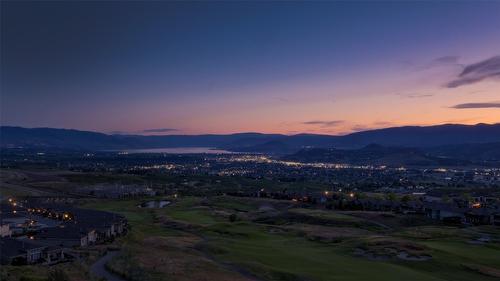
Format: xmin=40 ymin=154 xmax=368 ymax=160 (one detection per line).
xmin=2 ymin=1 xmax=499 ymax=134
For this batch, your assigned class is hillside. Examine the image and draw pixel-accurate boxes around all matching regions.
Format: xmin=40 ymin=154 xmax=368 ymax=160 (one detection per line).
xmin=1 ymin=123 xmax=499 ymax=153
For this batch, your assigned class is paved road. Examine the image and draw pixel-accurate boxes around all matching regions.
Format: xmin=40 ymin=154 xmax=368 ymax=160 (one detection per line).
xmin=90 ymin=251 xmax=126 ymax=281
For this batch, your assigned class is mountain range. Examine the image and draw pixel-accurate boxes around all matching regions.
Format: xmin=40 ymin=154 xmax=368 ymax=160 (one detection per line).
xmin=283 ymin=143 xmax=500 ymax=167
xmin=1 ymin=124 xmax=500 ymax=155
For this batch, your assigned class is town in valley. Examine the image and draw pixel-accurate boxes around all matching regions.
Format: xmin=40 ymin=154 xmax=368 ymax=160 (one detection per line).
xmin=2 ymin=1 xmax=500 ymax=280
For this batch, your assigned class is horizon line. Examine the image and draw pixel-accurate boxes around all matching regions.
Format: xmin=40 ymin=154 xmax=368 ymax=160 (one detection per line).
xmin=1 ymin=122 xmax=499 ymax=137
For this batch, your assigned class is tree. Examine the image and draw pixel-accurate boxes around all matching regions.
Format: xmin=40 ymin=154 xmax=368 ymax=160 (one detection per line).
xmin=385 ymin=193 xmax=397 ymax=201
xmin=461 ymin=192 xmax=473 ymax=202
xmin=401 ymin=195 xmax=412 ymax=203
xmin=355 ymin=192 xmax=367 ymax=200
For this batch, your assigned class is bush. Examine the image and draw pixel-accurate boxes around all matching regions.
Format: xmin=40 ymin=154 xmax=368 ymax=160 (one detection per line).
xmin=105 ymin=252 xmax=149 ymax=281
xmin=47 ymin=269 xmax=69 ymax=281
xmin=229 ymin=213 xmax=238 ymax=222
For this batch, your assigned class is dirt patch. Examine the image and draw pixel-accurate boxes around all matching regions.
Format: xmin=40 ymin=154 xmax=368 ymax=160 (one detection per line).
xmin=134 ymin=235 xmax=254 ymax=281
xmin=283 ymin=224 xmax=373 ymax=242
xmin=143 ymin=235 xmax=202 ymax=250
xmin=462 ymin=263 xmax=500 ymax=278
xmin=156 ymin=214 xmax=201 ymax=231
xmin=396 ymin=251 xmax=431 ymax=261
xmin=355 ymin=237 xmax=432 ymax=261
xmin=353 ymin=248 xmax=391 ymax=261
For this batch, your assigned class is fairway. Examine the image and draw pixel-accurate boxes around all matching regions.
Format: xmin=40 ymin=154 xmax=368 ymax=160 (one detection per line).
xmin=3 ymin=3 xmax=500 ymax=281
xmin=84 ymin=196 xmax=500 ymax=281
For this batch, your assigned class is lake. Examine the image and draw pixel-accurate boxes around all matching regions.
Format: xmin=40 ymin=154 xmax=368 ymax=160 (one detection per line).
xmin=121 ymin=147 xmax=236 ymax=154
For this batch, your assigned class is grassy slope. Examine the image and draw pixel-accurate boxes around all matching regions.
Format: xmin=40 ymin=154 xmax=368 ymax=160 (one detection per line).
xmin=204 ymin=222 xmax=444 ymax=281
xmin=84 ymin=197 xmax=500 ymax=281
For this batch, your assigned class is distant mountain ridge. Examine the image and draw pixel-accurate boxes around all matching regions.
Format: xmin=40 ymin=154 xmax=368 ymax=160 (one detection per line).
xmin=221 ymin=123 xmax=500 ymax=152
xmin=282 ymin=144 xmax=472 ymax=167
xmin=1 ymin=123 xmax=500 ymax=153
xmin=0 ymin=126 xmax=282 ymax=150
xmin=332 ymin=123 xmax=500 ymax=148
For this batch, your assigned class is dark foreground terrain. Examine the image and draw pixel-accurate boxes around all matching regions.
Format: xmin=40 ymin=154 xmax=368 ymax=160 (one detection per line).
xmin=1 ymin=166 xmax=499 ymax=281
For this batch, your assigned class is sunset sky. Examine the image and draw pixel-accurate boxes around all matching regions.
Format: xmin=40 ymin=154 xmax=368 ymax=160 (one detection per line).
xmin=1 ymin=1 xmax=499 ymax=135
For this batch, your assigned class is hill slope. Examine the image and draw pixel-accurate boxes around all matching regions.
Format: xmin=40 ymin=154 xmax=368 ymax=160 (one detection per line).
xmin=333 ymin=123 xmax=500 ymax=148
xmin=1 ymin=123 xmax=499 ymax=153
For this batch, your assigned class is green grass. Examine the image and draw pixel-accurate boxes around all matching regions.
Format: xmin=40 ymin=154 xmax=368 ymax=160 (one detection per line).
xmin=204 ymin=222 xmax=446 ymax=281
xmin=167 ymin=209 xmax=219 ymax=225
xmin=288 ymin=208 xmax=363 ymax=222
xmin=395 ymin=226 xmax=469 ymax=239
xmin=83 ymin=196 xmax=500 ymax=281
xmin=422 ymin=240 xmax=500 ymax=268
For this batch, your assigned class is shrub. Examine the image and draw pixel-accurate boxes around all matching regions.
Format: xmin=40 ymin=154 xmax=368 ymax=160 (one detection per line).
xmin=47 ymin=269 xmax=69 ymax=281
xmin=229 ymin=213 xmax=238 ymax=222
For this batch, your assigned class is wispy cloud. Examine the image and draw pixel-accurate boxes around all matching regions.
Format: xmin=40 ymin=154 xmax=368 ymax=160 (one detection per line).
xmin=142 ymin=128 xmax=178 ymax=133
xmin=431 ymin=56 xmax=460 ymax=65
xmin=372 ymin=121 xmax=394 ymax=127
xmin=414 ymin=55 xmax=461 ymax=71
xmin=273 ymin=97 xmax=290 ymax=103
xmin=425 ymin=56 xmax=460 ymax=68
xmin=450 ymin=102 xmax=500 ymax=109
xmin=447 ymin=55 xmax=500 ymax=88
xmin=303 ymin=120 xmax=344 ymax=127
xmin=468 ymin=89 xmax=486 ymax=95
xmin=396 ymin=92 xmax=434 ymax=99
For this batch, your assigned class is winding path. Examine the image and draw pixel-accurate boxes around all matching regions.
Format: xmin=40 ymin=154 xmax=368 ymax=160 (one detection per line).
xmin=90 ymin=251 xmax=126 ymax=281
